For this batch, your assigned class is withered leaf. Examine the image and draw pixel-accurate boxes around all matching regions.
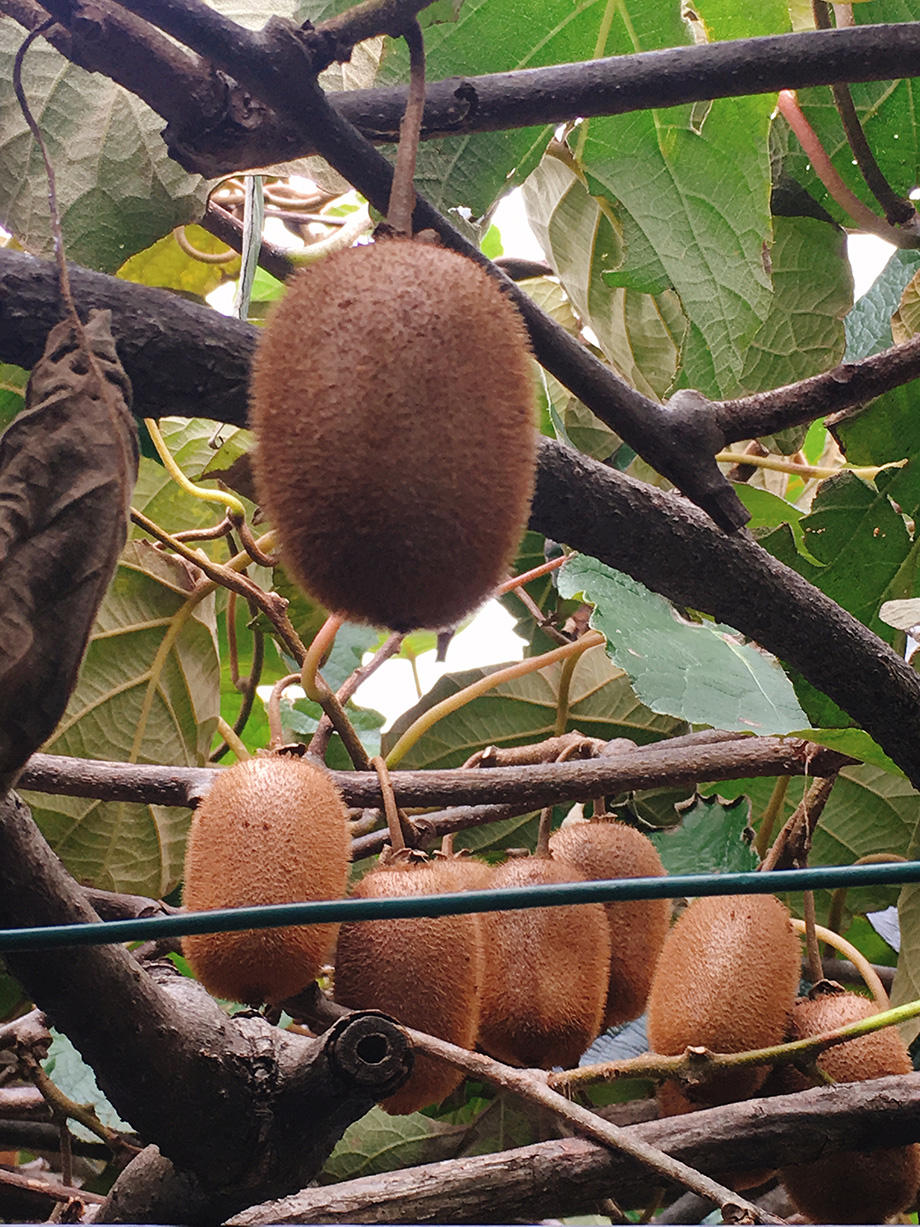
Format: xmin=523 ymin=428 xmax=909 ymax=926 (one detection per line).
xmin=0 ymin=309 xmax=138 ymax=787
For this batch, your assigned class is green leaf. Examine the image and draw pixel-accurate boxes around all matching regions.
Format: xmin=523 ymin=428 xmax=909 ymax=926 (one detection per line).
xmin=559 ymin=555 xmax=807 ymax=734
xmin=577 ymin=3 xmax=775 ymax=396
xmin=845 ymin=248 xmax=920 ymax=361
xmin=21 ymin=542 xmax=220 ymax=896
xmin=731 ymin=216 xmax=851 ymax=395
xmin=0 ymin=26 xmax=207 ymax=272
xmin=760 ymin=471 xmax=913 ymax=640
xmin=0 ymin=363 xmax=27 ymax=432
xmin=522 ymin=157 xmax=687 ymax=401
xmin=733 ymin=483 xmax=808 ymax=554
xmin=117 ymin=226 xmax=240 ymax=297
xmin=651 ymin=793 xmax=760 ymax=877
xmin=382 ymin=643 xmax=685 ymax=770
xmin=44 ymin=1031 xmax=134 ymax=1140
xmin=794 ymin=728 xmax=903 ymax=777
xmin=704 ymin=764 xmax=919 ymax=918
xmin=320 ymin=1105 xmax=469 ymax=1182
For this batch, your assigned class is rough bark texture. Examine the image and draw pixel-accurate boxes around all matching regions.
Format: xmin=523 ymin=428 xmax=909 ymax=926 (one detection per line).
xmin=228 ymin=1074 xmax=920 ymax=1225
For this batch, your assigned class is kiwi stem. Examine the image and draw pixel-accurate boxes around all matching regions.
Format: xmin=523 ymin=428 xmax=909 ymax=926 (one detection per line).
xmin=777 ymin=90 xmax=912 ymax=247
xmin=790 ymin=917 xmax=889 ymax=1007
xmin=826 ymin=852 xmax=908 ymax=950
xmin=386 ymin=19 xmax=425 ymax=236
xmin=385 ymin=631 xmax=605 ymax=767
xmin=554 ymin=648 xmax=580 ymax=737
xmin=754 ymin=776 xmax=788 ymax=859
xmin=535 ymin=806 xmax=553 ymax=856
xmin=396 ymin=1025 xmax=772 ymax=1222
xmin=215 ymin=716 xmax=251 ymax=762
xmin=266 ymin=672 xmax=301 ymax=748
xmin=495 ymin=556 xmax=566 ymax=595
xmin=802 ymin=890 xmax=824 ymax=985
xmin=300 ymin=616 xmax=374 ymax=769
xmin=372 ymin=755 xmax=410 ymax=850
xmin=552 ymin=995 xmax=920 ymax=1093
xmin=309 ymin=632 xmax=405 ymax=759
xmin=144 ymin=417 xmax=247 ymax=519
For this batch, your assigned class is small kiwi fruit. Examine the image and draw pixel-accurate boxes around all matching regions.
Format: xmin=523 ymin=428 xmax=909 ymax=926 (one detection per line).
xmin=249 ymin=239 xmax=537 ymax=632
xmin=549 ymin=818 xmax=670 ymax=1027
xmin=775 ymin=987 xmax=920 ymax=1223
xmin=646 ymin=893 xmax=801 ymax=1112
xmin=476 ymin=852 xmax=612 ymax=1069
xmin=332 ymin=853 xmax=485 ymax=1115
xmin=183 ymin=754 xmax=350 ymax=1005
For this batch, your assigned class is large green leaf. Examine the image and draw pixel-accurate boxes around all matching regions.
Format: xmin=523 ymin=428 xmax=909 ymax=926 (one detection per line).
xmin=382 ymin=643 xmax=685 ymax=770
xmin=845 ymin=249 xmax=920 ymax=362
xmin=576 ymin=2 xmax=776 ymax=396
xmin=0 ymin=19 xmax=208 ymax=272
xmin=559 ymin=555 xmax=807 ymax=734
xmin=321 ymin=1105 xmax=470 ymax=1182
xmin=21 ymin=542 xmax=220 ymax=896
xmin=522 ymin=157 xmax=687 ymax=401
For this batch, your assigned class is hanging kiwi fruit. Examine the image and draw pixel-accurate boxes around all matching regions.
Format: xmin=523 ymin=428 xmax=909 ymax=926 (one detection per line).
xmin=775 ymin=986 xmax=920 ymax=1224
xmin=476 ymin=848 xmax=612 ymax=1069
xmin=549 ymin=817 xmax=670 ymax=1027
xmin=646 ymin=892 xmax=801 ymax=1114
xmin=183 ymin=754 xmax=350 ymax=1006
xmin=332 ymin=850 xmax=487 ymax=1115
xmin=249 ymin=239 xmax=537 ymax=632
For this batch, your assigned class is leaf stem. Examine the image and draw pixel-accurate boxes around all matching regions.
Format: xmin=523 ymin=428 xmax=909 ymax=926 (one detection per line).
xmin=716 ymin=450 xmax=907 ymax=480
xmin=144 ymin=418 xmax=247 ymax=518
xmin=790 ymin=917 xmax=889 ymax=1007
xmin=385 ymin=631 xmax=605 ymax=767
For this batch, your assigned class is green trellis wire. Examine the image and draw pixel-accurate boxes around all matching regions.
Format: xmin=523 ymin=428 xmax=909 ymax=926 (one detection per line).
xmin=3 ymin=860 xmax=919 ymax=953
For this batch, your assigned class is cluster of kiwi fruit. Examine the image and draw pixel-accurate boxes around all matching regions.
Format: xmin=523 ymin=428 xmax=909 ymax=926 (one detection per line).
xmin=333 ymin=816 xmax=670 ymax=1113
xmin=184 ymin=758 xmax=916 ymax=1216
xmin=248 ymin=237 xmax=538 ymax=633
xmin=646 ymin=892 xmax=920 ymax=1222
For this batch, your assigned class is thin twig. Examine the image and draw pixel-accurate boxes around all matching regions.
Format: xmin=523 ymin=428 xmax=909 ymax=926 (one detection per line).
xmin=308 ymin=632 xmax=405 ymax=758
xmin=386 ymin=20 xmax=425 ymax=236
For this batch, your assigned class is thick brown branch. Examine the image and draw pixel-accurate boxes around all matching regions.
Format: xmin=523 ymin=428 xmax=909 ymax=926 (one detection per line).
xmin=228 ymin=1074 xmax=920 ymax=1225
xmin=18 ymin=738 xmax=855 ymax=811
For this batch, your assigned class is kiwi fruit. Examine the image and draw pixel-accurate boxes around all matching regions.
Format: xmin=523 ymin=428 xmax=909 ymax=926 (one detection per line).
xmin=775 ymin=988 xmax=920 ymax=1223
xmin=332 ymin=854 xmax=485 ymax=1115
xmin=646 ymin=893 xmax=801 ymax=1112
xmin=549 ymin=819 xmax=670 ymax=1027
xmin=476 ymin=853 xmax=612 ymax=1069
xmin=249 ymin=239 xmax=537 ymax=632
xmin=183 ymin=754 xmax=350 ymax=1005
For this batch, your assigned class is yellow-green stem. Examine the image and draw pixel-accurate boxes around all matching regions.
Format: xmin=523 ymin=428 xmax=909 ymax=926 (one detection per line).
xmin=216 ymin=716 xmax=251 ymax=762
xmin=144 ymin=418 xmax=246 ymax=519
xmin=385 ymin=632 xmax=604 ymax=767
xmin=754 ymin=775 xmax=789 ymax=859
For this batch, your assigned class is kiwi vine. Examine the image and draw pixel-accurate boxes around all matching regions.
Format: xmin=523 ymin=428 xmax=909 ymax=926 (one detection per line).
xmin=4 ymin=1 xmax=920 ymax=1225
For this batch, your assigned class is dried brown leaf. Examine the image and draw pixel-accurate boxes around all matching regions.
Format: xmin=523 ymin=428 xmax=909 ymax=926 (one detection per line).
xmin=0 ymin=309 xmax=138 ymax=786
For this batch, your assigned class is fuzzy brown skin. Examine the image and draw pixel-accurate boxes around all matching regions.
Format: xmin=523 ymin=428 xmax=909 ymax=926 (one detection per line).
xmin=476 ymin=854 xmax=612 ymax=1070
xmin=775 ymin=989 xmax=920 ymax=1223
xmin=646 ymin=893 xmax=801 ymax=1110
xmin=249 ymin=239 xmax=536 ymax=632
xmin=183 ymin=755 xmax=350 ymax=1005
xmin=333 ymin=859 xmax=485 ymax=1115
xmin=549 ymin=820 xmax=671 ymax=1027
